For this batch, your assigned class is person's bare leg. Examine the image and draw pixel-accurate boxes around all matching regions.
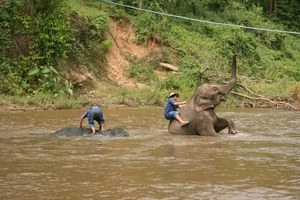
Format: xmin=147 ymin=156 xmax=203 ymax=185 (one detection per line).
xmin=175 ymin=115 xmax=188 ymax=125
xmin=100 ymin=124 xmax=104 ymax=132
xmin=91 ymin=127 xmax=96 ymax=134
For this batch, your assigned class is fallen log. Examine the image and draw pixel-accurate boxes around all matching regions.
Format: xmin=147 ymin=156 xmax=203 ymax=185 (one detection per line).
xmin=159 ymin=62 xmax=179 ymax=72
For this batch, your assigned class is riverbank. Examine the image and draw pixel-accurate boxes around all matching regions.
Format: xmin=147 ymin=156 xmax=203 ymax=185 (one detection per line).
xmin=1 ymin=88 xmax=298 ymax=114
xmin=0 ymin=93 xmax=129 ymax=113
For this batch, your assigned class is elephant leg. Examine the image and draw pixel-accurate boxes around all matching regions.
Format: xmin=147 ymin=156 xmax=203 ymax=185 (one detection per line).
xmin=214 ymin=118 xmax=238 ymax=134
xmin=227 ymin=119 xmax=238 ymax=134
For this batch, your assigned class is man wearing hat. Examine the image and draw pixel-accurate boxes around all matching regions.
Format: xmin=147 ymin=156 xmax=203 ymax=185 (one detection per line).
xmin=164 ymin=92 xmax=189 ymax=126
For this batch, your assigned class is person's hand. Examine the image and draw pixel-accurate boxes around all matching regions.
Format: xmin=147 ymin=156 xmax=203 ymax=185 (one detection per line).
xmin=78 ymin=124 xmax=82 ymax=128
xmin=179 ymin=102 xmax=186 ymax=108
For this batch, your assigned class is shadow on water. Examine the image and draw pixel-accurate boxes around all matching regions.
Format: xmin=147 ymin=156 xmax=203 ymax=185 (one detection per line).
xmin=0 ymin=107 xmax=300 ymax=199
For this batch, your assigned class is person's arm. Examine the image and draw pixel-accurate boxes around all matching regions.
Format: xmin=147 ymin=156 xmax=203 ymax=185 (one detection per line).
xmin=78 ymin=116 xmax=84 ymax=128
xmin=79 ymin=110 xmax=89 ymax=128
xmin=174 ymin=101 xmax=186 ymax=106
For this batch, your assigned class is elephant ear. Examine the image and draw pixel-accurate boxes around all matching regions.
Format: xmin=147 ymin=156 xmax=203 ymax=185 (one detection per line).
xmin=193 ymin=94 xmax=214 ymax=112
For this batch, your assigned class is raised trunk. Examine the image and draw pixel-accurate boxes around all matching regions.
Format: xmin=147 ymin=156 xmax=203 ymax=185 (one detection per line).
xmin=219 ymin=53 xmax=237 ymax=94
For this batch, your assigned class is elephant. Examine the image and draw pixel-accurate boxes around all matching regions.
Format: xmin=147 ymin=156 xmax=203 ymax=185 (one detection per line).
xmin=52 ymin=127 xmax=129 ymax=137
xmin=168 ymin=53 xmax=238 ymax=136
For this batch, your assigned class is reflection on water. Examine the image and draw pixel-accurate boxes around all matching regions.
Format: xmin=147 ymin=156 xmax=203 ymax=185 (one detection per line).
xmin=0 ymin=107 xmax=300 ymax=199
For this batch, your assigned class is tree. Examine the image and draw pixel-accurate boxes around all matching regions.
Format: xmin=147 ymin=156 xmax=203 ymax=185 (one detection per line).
xmin=274 ymin=0 xmax=300 ymax=31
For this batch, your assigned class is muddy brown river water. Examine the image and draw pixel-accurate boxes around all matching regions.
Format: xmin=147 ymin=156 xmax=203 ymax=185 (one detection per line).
xmin=0 ymin=107 xmax=300 ymax=200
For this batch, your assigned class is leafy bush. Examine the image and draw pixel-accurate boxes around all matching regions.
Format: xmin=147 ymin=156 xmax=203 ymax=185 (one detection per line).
xmin=0 ymin=0 xmax=74 ymax=96
xmin=68 ymin=10 xmax=109 ymax=75
xmin=179 ymin=56 xmax=202 ymax=71
xmin=287 ymin=82 xmax=300 ymax=101
xmin=128 ymin=65 xmax=157 ymax=84
xmin=158 ymin=73 xmax=181 ymax=90
xmin=0 ymin=62 xmax=23 ymax=95
xmin=133 ymin=2 xmax=168 ymax=44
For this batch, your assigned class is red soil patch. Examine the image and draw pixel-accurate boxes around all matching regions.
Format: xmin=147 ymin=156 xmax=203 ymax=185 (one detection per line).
xmin=106 ymin=20 xmax=160 ymax=88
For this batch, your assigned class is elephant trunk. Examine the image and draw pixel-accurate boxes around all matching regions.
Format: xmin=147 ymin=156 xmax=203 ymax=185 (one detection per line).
xmin=219 ymin=53 xmax=237 ymax=94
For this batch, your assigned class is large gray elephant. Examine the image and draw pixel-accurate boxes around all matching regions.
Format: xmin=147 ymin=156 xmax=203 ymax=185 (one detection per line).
xmin=52 ymin=127 xmax=129 ymax=137
xmin=169 ymin=53 xmax=238 ymax=136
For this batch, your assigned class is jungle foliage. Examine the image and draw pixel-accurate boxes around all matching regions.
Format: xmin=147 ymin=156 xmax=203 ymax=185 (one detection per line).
xmin=0 ymin=0 xmax=74 ymax=96
xmin=95 ymin=0 xmax=300 ymax=104
xmin=1 ymin=0 xmax=300 ymax=107
xmin=0 ymin=0 xmax=109 ymax=97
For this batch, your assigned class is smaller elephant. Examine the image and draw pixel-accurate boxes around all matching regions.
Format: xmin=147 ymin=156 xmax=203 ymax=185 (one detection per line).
xmin=52 ymin=127 xmax=129 ymax=137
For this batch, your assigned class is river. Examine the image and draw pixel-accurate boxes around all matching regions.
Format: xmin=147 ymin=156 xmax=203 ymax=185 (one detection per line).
xmin=0 ymin=107 xmax=300 ymax=199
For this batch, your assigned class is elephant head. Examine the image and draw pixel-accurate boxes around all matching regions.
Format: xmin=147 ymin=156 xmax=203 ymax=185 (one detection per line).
xmin=193 ymin=53 xmax=237 ymax=112
xmin=168 ymin=53 xmax=238 ymax=136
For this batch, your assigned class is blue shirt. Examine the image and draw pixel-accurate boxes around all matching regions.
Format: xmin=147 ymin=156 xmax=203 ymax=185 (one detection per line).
xmin=164 ymin=98 xmax=178 ymax=117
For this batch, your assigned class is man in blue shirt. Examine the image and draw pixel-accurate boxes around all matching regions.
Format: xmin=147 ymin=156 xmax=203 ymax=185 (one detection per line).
xmin=164 ymin=92 xmax=189 ymax=126
xmin=78 ymin=106 xmax=105 ymax=134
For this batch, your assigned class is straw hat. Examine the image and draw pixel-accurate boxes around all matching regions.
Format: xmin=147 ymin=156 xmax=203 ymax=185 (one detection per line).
xmin=168 ymin=92 xmax=179 ymax=98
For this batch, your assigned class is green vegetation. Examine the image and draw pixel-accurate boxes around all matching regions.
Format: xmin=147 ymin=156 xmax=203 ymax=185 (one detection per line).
xmin=0 ymin=0 xmax=299 ymax=109
xmin=0 ymin=0 xmax=73 ymax=96
xmin=100 ymin=0 xmax=300 ymax=108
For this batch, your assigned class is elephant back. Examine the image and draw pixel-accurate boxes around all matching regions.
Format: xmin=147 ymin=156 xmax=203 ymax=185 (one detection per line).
xmin=52 ymin=127 xmax=129 ymax=137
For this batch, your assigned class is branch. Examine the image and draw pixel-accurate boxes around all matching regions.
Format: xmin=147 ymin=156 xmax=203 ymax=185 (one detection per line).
xmin=231 ymin=91 xmax=276 ymax=104
xmin=231 ymin=91 xmax=298 ymax=111
xmin=236 ymin=83 xmax=263 ymax=97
